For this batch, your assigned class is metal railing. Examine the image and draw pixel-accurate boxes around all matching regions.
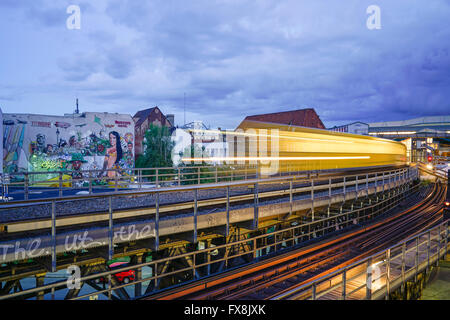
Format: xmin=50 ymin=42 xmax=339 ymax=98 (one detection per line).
xmin=0 ymin=164 xmax=261 ymax=201
xmin=0 ymin=168 xmax=417 ymax=264
xmin=0 ymin=163 xmax=412 ymax=202
xmin=271 ymin=220 xmax=449 ymax=300
xmin=417 ymin=162 xmax=448 ymax=181
xmin=0 ymin=169 xmax=419 ymax=300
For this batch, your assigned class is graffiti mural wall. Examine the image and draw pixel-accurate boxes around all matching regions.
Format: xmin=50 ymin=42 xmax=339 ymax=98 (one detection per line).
xmin=2 ymin=112 xmax=135 ymax=183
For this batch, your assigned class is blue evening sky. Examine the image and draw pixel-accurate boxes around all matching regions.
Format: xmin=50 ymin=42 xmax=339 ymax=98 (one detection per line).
xmin=0 ymin=0 xmax=449 ymax=129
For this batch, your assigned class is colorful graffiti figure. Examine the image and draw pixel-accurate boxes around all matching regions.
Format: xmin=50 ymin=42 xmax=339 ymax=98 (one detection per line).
xmin=36 ymin=134 xmax=46 ymax=154
xmin=70 ymin=153 xmax=87 ymax=186
xmin=45 ymin=144 xmax=54 ymax=155
xmin=124 ymin=142 xmax=134 ymax=167
xmin=102 ymin=131 xmax=123 ymax=178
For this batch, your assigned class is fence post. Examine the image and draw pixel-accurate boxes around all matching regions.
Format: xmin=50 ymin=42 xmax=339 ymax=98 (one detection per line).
xmin=386 ymin=249 xmax=390 ymax=300
xmin=415 ymin=237 xmax=419 ymax=282
xmin=51 ymin=201 xmax=56 ymax=272
xmin=215 ymin=167 xmax=218 ymax=183
xmin=343 ymin=176 xmax=346 ymax=201
xmin=226 ymin=186 xmax=230 ymax=237
xmin=401 ymin=242 xmax=406 ymax=291
xmin=155 ymin=192 xmax=159 ymax=250
xmin=254 ymin=182 xmax=259 ymax=230
xmin=24 ymin=173 xmax=29 ymax=200
xmin=194 ymin=189 xmax=198 ymax=243
xmin=289 ymin=180 xmax=293 ymax=216
xmin=109 ymin=196 xmax=113 ymax=260
xmin=59 ymin=172 xmax=63 ymax=197
xmin=427 ymin=230 xmax=431 ymax=271
xmin=310 ymin=179 xmax=315 ymax=221
xmin=342 ymin=269 xmax=347 ymax=300
xmin=114 ymin=171 xmax=118 ymax=192
xmin=366 ymin=258 xmax=372 ymax=300
xmin=89 ymin=171 xmax=92 ymax=194
xmin=312 ymin=283 xmax=316 ymax=300
xmin=366 ymin=173 xmax=369 ymax=197
xmin=328 ymin=178 xmax=331 ymax=217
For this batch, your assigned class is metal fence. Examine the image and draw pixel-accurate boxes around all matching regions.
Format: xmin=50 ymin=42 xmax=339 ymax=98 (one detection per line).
xmin=417 ymin=162 xmax=448 ymax=181
xmin=0 ymin=167 xmax=419 ymax=300
xmin=0 ymin=168 xmax=417 ymax=263
xmin=271 ymin=220 xmax=449 ymax=300
xmin=0 ymin=164 xmax=261 ymax=201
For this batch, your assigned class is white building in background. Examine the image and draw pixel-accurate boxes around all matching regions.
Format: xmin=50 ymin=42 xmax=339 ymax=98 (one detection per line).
xmin=171 ymin=121 xmax=228 ymax=166
xmin=328 ymin=121 xmax=369 ymax=135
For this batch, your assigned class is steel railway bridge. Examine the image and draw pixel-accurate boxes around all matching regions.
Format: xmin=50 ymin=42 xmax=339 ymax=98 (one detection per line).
xmin=0 ymin=164 xmax=448 ymax=300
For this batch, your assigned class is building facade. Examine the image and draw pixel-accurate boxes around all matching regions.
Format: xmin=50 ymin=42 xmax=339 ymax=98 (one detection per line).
xmin=172 ymin=121 xmax=228 ymax=166
xmin=328 ymin=122 xmax=369 ymax=135
xmin=133 ymin=106 xmax=173 ymax=157
xmin=368 ymin=116 xmax=450 ymax=161
xmin=2 ymin=112 xmax=135 ymax=178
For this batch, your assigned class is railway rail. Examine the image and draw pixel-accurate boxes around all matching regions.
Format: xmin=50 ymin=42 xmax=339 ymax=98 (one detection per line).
xmin=145 ymin=180 xmax=446 ymax=300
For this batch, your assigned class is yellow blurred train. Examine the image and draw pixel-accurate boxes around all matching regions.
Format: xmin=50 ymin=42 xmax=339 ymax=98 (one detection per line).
xmin=225 ymin=120 xmax=407 ymax=173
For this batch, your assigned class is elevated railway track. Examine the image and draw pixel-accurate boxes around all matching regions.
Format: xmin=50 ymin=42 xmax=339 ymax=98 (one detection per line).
xmin=144 ymin=181 xmax=447 ymax=300
xmin=0 ymin=166 xmax=422 ymax=300
xmin=0 ymin=167 xmax=415 ymax=263
xmin=0 ymin=115 xmax=428 ymax=300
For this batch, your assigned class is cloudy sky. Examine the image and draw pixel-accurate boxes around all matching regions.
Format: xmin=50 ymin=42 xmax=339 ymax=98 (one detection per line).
xmin=0 ymin=0 xmax=449 ymax=129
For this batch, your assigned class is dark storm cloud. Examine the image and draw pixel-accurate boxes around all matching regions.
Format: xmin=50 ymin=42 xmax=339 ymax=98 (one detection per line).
xmin=1 ymin=0 xmax=450 ymax=128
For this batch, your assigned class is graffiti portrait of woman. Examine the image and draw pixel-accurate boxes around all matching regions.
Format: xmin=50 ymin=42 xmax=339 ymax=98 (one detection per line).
xmin=103 ymin=131 xmax=123 ymax=178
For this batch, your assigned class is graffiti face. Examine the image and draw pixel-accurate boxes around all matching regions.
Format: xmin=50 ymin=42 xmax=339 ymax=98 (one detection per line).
xmin=46 ymin=144 xmax=53 ymax=155
xmin=36 ymin=134 xmax=46 ymax=151
xmin=109 ymin=132 xmax=117 ymax=147
xmin=72 ymin=160 xmax=82 ymax=170
xmin=69 ymin=136 xmax=76 ymax=147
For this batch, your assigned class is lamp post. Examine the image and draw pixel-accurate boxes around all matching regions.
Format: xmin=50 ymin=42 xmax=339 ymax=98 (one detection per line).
xmin=56 ymin=128 xmax=60 ymax=147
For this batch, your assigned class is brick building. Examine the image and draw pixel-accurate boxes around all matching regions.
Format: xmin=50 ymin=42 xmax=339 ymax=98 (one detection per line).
xmin=133 ymin=106 xmax=173 ymax=157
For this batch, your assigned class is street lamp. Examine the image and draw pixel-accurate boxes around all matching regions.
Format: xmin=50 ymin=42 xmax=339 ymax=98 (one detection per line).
xmin=56 ymin=128 xmax=60 ymax=147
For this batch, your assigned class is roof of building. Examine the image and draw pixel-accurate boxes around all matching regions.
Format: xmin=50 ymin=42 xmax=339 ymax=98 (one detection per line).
xmin=133 ymin=107 xmax=157 ymax=127
xmin=369 ymin=115 xmax=450 ymax=128
xmin=239 ymin=108 xmax=325 ymax=129
xmin=133 ymin=106 xmax=174 ymax=128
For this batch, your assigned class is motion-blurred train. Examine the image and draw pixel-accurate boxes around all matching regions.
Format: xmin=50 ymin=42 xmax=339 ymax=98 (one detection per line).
xmin=223 ymin=120 xmax=407 ymax=173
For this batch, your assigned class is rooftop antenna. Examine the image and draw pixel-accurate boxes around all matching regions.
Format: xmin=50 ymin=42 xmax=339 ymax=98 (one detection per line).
xmin=184 ymin=92 xmax=186 ymax=125
xmin=75 ymin=98 xmax=79 ymax=114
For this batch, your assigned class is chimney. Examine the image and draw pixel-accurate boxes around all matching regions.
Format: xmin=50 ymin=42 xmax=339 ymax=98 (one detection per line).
xmin=167 ymin=114 xmax=175 ymax=127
